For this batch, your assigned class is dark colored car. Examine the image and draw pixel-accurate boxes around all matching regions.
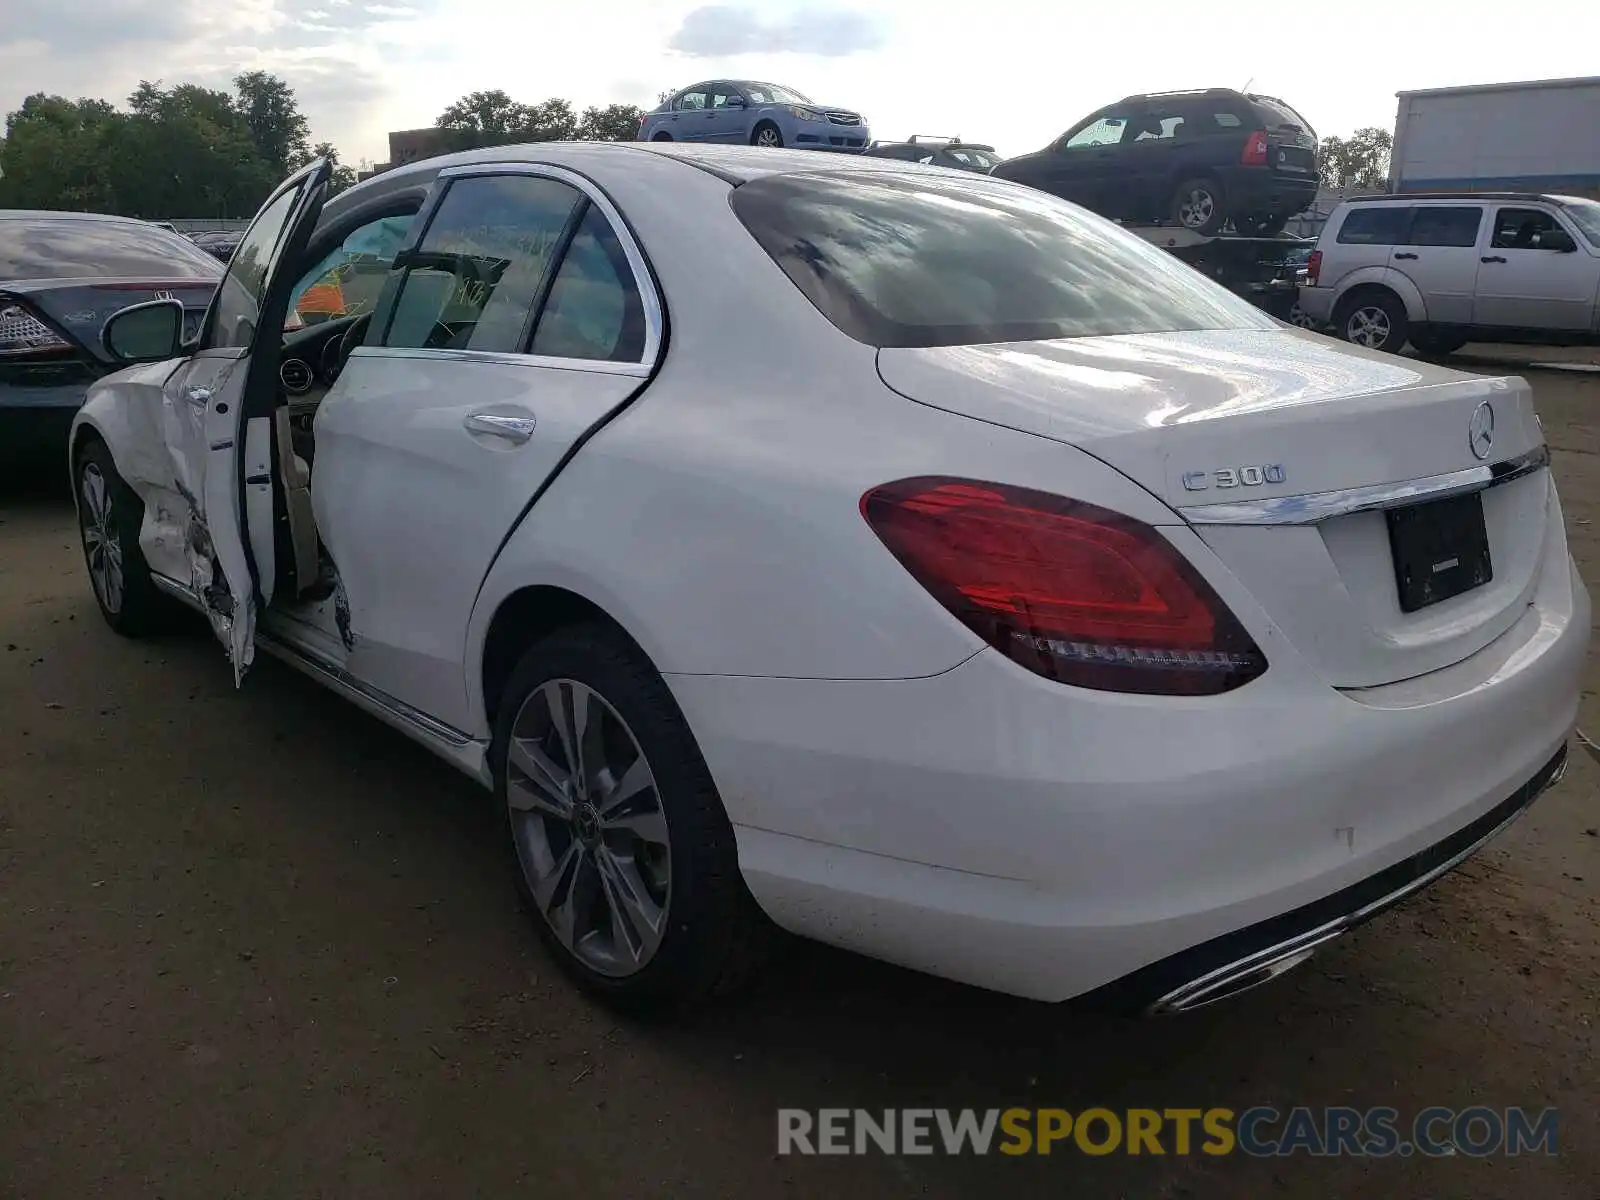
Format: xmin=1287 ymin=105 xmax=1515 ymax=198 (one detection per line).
xmin=863 ymin=136 xmax=1001 ymax=173
xmin=189 ymin=230 xmax=243 ymax=261
xmin=1 ymin=211 xmax=222 ymax=471
xmin=991 ymin=89 xmax=1319 ymax=236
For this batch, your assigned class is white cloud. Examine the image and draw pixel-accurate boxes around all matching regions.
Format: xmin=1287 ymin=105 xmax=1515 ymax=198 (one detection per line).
xmin=668 ymin=5 xmax=887 ymax=57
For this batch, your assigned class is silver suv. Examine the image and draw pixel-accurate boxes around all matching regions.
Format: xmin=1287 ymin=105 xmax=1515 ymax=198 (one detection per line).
xmin=1298 ymin=192 xmax=1600 ymax=355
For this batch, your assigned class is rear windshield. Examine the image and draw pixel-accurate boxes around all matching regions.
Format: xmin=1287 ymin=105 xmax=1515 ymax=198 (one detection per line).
xmin=1250 ymin=97 xmax=1315 ymax=137
xmin=0 ymin=217 xmax=223 ymax=281
xmin=729 ymin=172 xmax=1273 ymax=348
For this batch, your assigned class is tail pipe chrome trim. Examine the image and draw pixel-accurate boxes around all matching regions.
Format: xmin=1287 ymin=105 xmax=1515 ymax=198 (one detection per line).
xmin=1178 ymin=444 xmax=1550 ymax=527
xmin=1146 ymin=743 xmax=1569 ymax=1015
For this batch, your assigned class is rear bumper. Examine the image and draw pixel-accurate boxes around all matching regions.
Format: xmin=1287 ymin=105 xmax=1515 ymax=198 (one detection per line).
xmin=1088 ymin=744 xmax=1568 ymax=1013
xmin=0 ymin=383 xmax=88 ymax=470
xmin=1296 ymin=284 xmax=1339 ymax=324
xmin=1215 ymin=167 xmax=1319 ymax=216
xmin=669 ymin=545 xmax=1588 ymax=1004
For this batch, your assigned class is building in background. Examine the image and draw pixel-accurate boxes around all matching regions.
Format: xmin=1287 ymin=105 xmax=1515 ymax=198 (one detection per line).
xmin=357 ymin=128 xmax=457 ymax=181
xmin=1391 ymin=75 xmax=1600 ymax=199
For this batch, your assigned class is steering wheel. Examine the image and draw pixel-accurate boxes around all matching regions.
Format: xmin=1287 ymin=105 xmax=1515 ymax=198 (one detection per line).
xmin=327 ymin=312 xmax=374 ymax=382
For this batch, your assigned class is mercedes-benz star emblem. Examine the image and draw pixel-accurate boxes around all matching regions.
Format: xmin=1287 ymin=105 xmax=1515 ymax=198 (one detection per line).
xmin=1468 ymin=400 xmax=1495 ymax=461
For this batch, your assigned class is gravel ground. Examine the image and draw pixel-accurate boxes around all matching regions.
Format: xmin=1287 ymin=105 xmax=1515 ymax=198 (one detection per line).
xmin=3 ymin=350 xmax=1598 ymax=1198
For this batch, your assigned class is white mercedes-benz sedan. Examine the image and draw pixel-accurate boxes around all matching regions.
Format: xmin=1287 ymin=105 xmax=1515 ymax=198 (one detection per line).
xmin=68 ymin=143 xmax=1588 ymax=1015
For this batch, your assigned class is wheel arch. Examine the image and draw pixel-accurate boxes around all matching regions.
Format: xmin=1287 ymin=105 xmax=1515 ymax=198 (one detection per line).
xmin=474 ymin=582 xmax=663 ymax=733
xmin=1331 ymin=268 xmax=1426 ymax=324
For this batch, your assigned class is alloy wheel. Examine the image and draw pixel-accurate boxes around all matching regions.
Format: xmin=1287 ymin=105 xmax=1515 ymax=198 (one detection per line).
xmin=1178 ymin=188 xmax=1216 ymax=229
xmin=79 ymin=462 xmax=124 ymax=614
xmin=755 ymin=128 xmax=782 ymax=148
xmin=506 ymin=678 xmax=672 ymax=977
xmin=1346 ymin=305 xmax=1392 ymax=348
xmin=1289 ymin=304 xmax=1318 ymax=330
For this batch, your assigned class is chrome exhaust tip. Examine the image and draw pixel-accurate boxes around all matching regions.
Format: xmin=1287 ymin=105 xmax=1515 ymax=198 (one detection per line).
xmin=1146 ymin=937 xmax=1335 ymax=1016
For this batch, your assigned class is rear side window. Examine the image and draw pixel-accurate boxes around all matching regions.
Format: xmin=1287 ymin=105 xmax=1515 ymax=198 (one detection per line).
xmin=730 ymin=172 xmax=1272 ymax=348
xmin=529 ymin=205 xmax=647 ymax=363
xmin=1250 ymin=97 xmax=1315 ymax=136
xmin=1336 ymin=207 xmax=1412 ymax=246
xmin=0 ymin=217 xmax=223 ymax=280
xmin=381 ymin=174 xmax=582 ymax=353
xmin=1407 ymin=206 xmax=1482 ymax=248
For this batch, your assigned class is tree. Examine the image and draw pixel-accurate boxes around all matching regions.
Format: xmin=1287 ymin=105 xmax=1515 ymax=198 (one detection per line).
xmin=312 ymin=140 xmax=358 ymax=194
xmin=1319 ymin=127 xmax=1393 ymax=193
xmin=577 ymin=103 xmax=645 ymax=141
xmin=0 ymin=95 xmax=124 ymax=211
xmin=233 ymin=70 xmax=311 ymax=178
xmin=435 ymin=91 xmax=580 ymax=149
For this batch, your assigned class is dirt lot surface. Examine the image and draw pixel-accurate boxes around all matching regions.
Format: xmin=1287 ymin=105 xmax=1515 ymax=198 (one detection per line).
xmin=3 ymin=349 xmax=1598 ymax=1198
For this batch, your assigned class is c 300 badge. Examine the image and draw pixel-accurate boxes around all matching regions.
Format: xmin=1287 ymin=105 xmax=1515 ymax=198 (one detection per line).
xmin=1181 ymin=464 xmax=1286 ymax=492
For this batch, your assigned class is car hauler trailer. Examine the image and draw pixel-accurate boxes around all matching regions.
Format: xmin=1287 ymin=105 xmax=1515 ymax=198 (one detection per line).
xmin=1391 ymin=75 xmax=1600 ymax=200
xmin=1122 ymin=225 xmax=1311 ymax=321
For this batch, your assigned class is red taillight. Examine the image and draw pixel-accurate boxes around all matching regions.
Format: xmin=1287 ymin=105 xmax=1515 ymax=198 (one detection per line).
xmin=1241 ymin=130 xmax=1269 ymax=166
xmin=0 ymin=301 xmax=72 ymax=358
xmin=860 ymin=478 xmax=1266 ymax=696
xmin=1306 ymin=249 xmax=1322 ymax=286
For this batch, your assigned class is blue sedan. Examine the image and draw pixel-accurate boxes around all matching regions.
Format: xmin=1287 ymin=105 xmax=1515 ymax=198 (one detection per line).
xmin=637 ymin=81 xmax=869 ymax=152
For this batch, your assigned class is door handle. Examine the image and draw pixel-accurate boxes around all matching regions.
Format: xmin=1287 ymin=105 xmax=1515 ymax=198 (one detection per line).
xmin=1481 ymin=255 xmax=1507 ymax=264
xmin=187 ymin=386 xmax=212 ymax=407
xmin=464 ymin=412 xmax=537 ymax=444
xmin=1393 ymin=252 xmax=1418 ymax=260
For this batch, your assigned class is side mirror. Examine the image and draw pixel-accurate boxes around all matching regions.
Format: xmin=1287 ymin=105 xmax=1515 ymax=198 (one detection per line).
xmin=1542 ymin=227 xmax=1577 ymax=252
xmin=102 ymin=299 xmax=186 ymax=364
xmin=726 ymin=96 xmax=747 ymax=109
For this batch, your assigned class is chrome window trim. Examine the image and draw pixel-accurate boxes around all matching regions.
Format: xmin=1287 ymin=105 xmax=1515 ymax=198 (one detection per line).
xmin=1177 ymin=444 xmax=1550 ymax=526
xmin=431 ymin=161 xmax=664 ymax=369
xmin=349 ymin=344 xmax=651 ymax=378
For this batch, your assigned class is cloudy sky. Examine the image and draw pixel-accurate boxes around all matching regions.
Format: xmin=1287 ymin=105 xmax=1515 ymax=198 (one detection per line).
xmin=2 ymin=0 xmax=1596 ymax=168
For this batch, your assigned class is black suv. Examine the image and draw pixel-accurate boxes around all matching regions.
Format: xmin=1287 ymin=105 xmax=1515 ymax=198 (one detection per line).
xmin=991 ymin=89 xmax=1319 ymax=236
xmin=863 ymin=136 xmax=1000 ymax=173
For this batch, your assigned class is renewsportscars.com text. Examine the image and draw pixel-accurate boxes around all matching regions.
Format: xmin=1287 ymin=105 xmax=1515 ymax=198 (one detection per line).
xmin=777 ymin=1106 xmax=1559 ymax=1158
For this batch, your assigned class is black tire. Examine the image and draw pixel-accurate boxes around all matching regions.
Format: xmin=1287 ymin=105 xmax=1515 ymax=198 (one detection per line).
xmin=650 ymin=132 xmax=673 ymax=142
xmin=1170 ymin=176 xmax=1225 ymax=235
xmin=1333 ymin=289 xmax=1410 ymax=355
xmin=1235 ymin=213 xmax=1287 ymax=237
xmin=73 ymin=437 xmax=183 ymax=637
xmin=1410 ymin=330 xmax=1468 ymax=357
xmin=750 ymin=121 xmax=784 ymax=149
xmin=491 ymin=623 xmax=772 ymax=1014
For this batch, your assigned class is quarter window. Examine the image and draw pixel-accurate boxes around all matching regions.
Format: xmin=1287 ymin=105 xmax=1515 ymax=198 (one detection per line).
xmin=1336 ymin=207 xmax=1412 ymax=246
xmin=1407 ymin=206 xmax=1482 ymax=248
xmin=381 ymin=175 xmax=583 ymax=353
xmin=1491 ymin=208 xmax=1564 ymax=250
xmin=529 ymin=205 xmax=647 ymax=363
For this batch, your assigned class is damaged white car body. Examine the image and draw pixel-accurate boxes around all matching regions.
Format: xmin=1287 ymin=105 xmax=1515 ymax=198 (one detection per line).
xmin=67 ymin=144 xmax=1587 ymax=1017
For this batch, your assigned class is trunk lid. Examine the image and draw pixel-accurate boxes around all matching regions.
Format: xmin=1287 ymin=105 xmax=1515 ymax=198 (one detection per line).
xmin=876 ymin=328 xmax=1551 ymax=688
xmin=2 ymin=277 xmax=216 ymax=364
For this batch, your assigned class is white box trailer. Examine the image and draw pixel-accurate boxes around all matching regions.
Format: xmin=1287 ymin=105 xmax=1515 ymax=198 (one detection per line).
xmin=1392 ymin=76 xmax=1600 ymax=199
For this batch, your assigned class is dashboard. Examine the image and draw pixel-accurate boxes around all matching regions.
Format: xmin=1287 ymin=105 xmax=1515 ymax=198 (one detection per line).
xmin=276 ymin=312 xmax=370 ymax=463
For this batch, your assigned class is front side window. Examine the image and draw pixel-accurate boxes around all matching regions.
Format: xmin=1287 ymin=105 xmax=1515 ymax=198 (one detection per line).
xmin=730 ymin=171 xmax=1272 ymax=348
xmin=381 ymin=175 xmax=583 ymax=353
xmin=1407 ymin=206 xmax=1482 ymax=248
xmin=1336 ymin=206 xmax=1412 ymax=246
xmin=1063 ymin=115 xmax=1129 ymax=149
xmin=710 ymin=85 xmax=745 ymax=109
xmin=529 ymin=206 xmax=647 ymax=363
xmin=1491 ymin=208 xmax=1565 ymax=250
xmin=207 ymin=186 xmax=302 ymax=349
xmin=289 ymin=213 xmax=416 ymax=327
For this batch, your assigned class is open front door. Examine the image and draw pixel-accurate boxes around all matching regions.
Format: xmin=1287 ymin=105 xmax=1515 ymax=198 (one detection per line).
xmin=161 ymin=158 xmax=332 ymax=683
